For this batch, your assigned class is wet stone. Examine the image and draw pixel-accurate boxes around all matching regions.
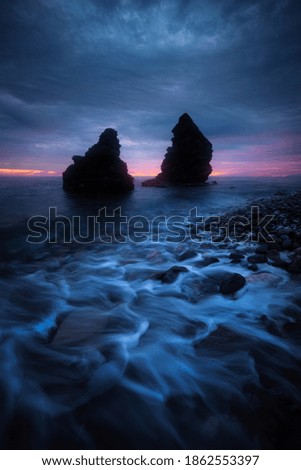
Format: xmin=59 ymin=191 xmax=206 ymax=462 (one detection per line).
xmin=248 ymin=264 xmax=259 ymax=272
xmin=229 ymin=252 xmax=245 ymax=260
xmin=219 ymin=273 xmax=246 ymax=295
xmin=178 ymin=250 xmax=198 ymax=261
xmin=195 ymin=257 xmax=219 ymax=268
xmin=266 ymin=250 xmax=281 ymax=262
xmin=255 ymin=244 xmax=269 ymax=254
xmin=152 ymin=265 xmax=189 ymax=284
xmin=247 ymin=254 xmax=268 ymax=264
xmin=247 ymin=272 xmax=281 ymax=286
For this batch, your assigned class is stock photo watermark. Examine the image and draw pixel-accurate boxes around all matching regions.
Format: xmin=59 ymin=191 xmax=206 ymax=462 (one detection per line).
xmin=26 ymin=206 xmax=275 ymax=245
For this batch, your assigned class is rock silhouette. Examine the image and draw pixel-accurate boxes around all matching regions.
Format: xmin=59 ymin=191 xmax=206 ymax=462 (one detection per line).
xmin=142 ymin=113 xmax=212 ymax=187
xmin=63 ymin=128 xmax=134 ymax=193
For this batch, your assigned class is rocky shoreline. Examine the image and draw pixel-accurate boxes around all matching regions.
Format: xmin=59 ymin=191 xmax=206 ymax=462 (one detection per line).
xmin=150 ymin=190 xmax=301 ymax=298
xmin=1 ymin=185 xmax=301 ymax=449
xmin=49 ymin=188 xmax=301 ymax=449
xmin=211 ymin=190 xmax=301 ymax=275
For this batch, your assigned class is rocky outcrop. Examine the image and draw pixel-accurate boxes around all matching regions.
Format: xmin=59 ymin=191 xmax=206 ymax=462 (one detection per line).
xmin=63 ymin=128 xmax=134 ymax=193
xmin=142 ymin=113 xmax=212 ymax=187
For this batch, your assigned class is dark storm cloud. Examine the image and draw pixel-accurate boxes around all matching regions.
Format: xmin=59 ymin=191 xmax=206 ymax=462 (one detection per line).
xmin=0 ymin=0 xmax=300 ymax=172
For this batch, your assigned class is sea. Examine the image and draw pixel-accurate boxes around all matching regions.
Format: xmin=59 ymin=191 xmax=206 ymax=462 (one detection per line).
xmin=0 ymin=175 xmax=301 ymax=449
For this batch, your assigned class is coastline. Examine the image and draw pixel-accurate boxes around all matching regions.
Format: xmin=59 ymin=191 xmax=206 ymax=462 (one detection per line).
xmin=0 ymin=185 xmax=301 ymax=449
xmin=208 ymin=190 xmax=301 ymax=274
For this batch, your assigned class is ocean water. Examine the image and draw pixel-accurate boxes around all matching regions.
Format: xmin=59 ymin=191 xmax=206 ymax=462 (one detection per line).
xmin=0 ymin=175 xmax=301 ymax=449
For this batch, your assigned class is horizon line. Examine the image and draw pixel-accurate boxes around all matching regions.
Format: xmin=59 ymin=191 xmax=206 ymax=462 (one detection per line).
xmin=1 ymin=168 xmax=301 ymax=178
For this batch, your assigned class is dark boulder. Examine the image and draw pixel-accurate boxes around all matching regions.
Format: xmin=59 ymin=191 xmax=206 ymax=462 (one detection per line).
xmin=178 ymin=249 xmax=198 ymax=261
xmin=219 ymin=273 xmax=246 ymax=295
xmin=142 ymin=113 xmax=212 ymax=187
xmin=247 ymin=254 xmax=267 ymax=264
xmin=152 ymin=265 xmax=188 ymax=284
xmin=63 ymin=128 xmax=134 ymax=193
xmin=271 ymin=260 xmax=289 ymax=270
xmin=266 ymin=250 xmax=281 ymax=262
xmin=181 ymin=277 xmax=219 ymax=301
xmin=196 ymin=256 xmax=219 ymax=267
xmin=287 ymin=256 xmax=301 ymax=274
xmin=229 ymin=252 xmax=245 ymax=260
xmin=248 ymin=264 xmax=259 ymax=272
xmin=255 ymin=243 xmax=269 ymax=254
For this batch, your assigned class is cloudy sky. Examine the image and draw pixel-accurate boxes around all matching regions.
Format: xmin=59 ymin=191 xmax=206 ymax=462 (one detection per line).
xmin=0 ymin=0 xmax=300 ymax=176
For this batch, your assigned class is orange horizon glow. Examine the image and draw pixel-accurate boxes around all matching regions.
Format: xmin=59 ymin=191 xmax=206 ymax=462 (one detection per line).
xmin=0 ymin=168 xmax=58 ymax=176
xmin=131 ymin=172 xmax=155 ymax=177
xmin=211 ymin=171 xmax=227 ymax=176
xmin=130 ymin=168 xmax=157 ymax=177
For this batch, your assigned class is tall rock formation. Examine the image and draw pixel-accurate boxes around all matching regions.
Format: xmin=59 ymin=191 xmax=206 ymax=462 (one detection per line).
xmin=142 ymin=113 xmax=212 ymax=187
xmin=63 ymin=128 xmax=134 ymax=193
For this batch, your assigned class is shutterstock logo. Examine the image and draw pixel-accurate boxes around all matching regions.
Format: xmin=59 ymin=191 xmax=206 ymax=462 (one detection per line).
xmin=26 ymin=206 xmax=275 ymax=244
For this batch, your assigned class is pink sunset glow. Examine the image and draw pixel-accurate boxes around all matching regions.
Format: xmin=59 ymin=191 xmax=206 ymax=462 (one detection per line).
xmin=0 ymin=131 xmax=300 ymax=178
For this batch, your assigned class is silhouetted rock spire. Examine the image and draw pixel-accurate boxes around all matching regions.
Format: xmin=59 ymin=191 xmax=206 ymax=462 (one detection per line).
xmin=63 ymin=128 xmax=134 ymax=193
xmin=142 ymin=113 xmax=212 ymax=186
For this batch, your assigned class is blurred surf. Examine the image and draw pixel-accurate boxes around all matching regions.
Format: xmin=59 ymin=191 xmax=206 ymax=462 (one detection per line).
xmin=0 ymin=175 xmax=300 ymax=449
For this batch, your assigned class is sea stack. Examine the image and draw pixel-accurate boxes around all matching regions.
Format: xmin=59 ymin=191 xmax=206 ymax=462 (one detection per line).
xmin=142 ymin=113 xmax=212 ymax=187
xmin=63 ymin=128 xmax=134 ymax=193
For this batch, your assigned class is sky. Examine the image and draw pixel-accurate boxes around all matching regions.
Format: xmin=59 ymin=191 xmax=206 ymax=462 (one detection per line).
xmin=0 ymin=0 xmax=300 ymax=177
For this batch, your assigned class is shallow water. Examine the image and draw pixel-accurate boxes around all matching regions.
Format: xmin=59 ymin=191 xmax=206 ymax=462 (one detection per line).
xmin=0 ymin=176 xmax=301 ymax=449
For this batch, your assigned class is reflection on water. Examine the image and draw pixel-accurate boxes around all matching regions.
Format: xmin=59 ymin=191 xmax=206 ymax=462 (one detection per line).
xmin=0 ymin=176 xmax=301 ymax=449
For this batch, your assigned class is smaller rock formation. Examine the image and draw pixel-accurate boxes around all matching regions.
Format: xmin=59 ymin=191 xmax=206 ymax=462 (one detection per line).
xmin=142 ymin=113 xmax=212 ymax=187
xmin=63 ymin=128 xmax=134 ymax=193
